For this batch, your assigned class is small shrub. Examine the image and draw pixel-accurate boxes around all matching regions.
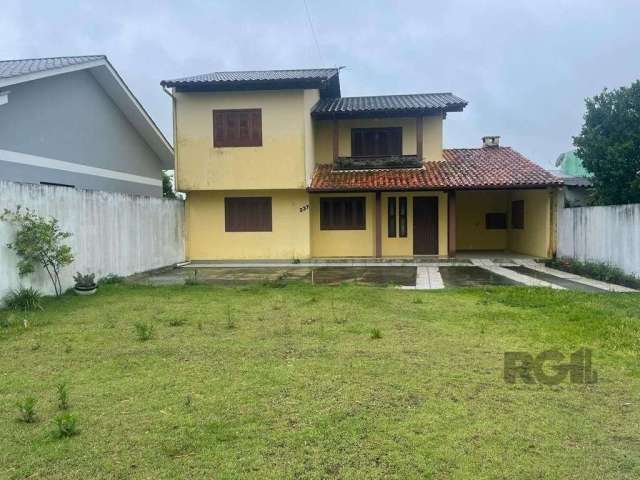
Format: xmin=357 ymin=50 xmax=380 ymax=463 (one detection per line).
xmin=73 ymin=272 xmax=96 ymax=288
xmin=134 ymin=322 xmax=154 ymax=341
xmin=53 ymin=413 xmax=78 ymax=438
xmin=57 ymin=383 xmax=69 ymax=410
xmin=5 ymin=287 xmax=43 ymax=312
xmin=16 ymin=396 xmax=37 ymax=423
xmin=98 ymin=274 xmax=124 ymax=285
xmin=370 ymin=328 xmax=382 ymax=340
xmin=412 ymin=297 xmax=423 ymax=304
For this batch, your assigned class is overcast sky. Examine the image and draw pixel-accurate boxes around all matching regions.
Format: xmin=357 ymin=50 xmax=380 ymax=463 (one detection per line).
xmin=2 ymin=0 xmax=640 ymax=167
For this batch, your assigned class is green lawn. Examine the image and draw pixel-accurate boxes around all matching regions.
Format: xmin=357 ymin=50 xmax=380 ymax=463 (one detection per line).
xmin=1 ymin=283 xmax=639 ymax=479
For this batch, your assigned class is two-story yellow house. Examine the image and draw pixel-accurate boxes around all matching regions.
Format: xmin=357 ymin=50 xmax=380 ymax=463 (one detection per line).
xmin=161 ymin=68 xmax=561 ymax=261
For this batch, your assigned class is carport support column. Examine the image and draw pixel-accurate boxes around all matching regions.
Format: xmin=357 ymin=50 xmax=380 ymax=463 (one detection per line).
xmin=447 ymin=191 xmax=456 ymax=257
xmin=375 ymin=191 xmax=382 ymax=258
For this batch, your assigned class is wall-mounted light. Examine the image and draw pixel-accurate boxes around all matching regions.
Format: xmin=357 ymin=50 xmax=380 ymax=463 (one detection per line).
xmin=0 ymin=91 xmax=9 ymax=106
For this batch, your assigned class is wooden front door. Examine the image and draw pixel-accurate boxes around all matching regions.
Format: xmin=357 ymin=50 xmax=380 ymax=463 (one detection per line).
xmin=413 ymin=197 xmax=439 ymax=255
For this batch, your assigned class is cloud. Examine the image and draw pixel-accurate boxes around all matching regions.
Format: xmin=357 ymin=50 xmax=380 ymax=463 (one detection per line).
xmin=2 ymin=0 xmax=640 ymax=167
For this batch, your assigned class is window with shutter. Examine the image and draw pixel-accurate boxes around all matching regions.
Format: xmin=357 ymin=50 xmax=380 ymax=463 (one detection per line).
xmin=388 ymin=197 xmax=397 ymax=237
xmin=351 ymin=128 xmax=402 ymax=157
xmin=225 ymin=197 xmax=272 ymax=232
xmin=213 ymin=109 xmax=262 ymax=147
xmin=320 ymin=197 xmax=366 ymax=230
xmin=398 ymin=197 xmax=408 ymax=237
xmin=486 ymin=213 xmax=507 ymax=230
xmin=511 ymin=200 xmax=524 ymax=229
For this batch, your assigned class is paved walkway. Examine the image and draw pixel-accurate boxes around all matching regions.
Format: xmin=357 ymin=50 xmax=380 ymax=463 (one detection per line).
xmin=514 ymin=259 xmax=637 ymax=293
xmin=470 ymin=259 xmax=564 ymax=289
xmin=133 ymin=258 xmax=637 ymax=292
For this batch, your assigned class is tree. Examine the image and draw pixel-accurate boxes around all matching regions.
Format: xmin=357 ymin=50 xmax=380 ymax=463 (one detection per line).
xmin=1 ymin=207 xmax=74 ymax=296
xmin=162 ymin=171 xmax=177 ymax=199
xmin=573 ymin=80 xmax=640 ymax=205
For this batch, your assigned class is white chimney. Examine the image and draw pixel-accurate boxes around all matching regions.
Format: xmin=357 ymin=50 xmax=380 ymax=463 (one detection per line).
xmin=482 ymin=136 xmax=500 ymax=148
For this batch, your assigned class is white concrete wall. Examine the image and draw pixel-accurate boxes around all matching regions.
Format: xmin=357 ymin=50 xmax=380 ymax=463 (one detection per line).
xmin=0 ymin=181 xmax=185 ymax=299
xmin=558 ymin=203 xmax=640 ymax=276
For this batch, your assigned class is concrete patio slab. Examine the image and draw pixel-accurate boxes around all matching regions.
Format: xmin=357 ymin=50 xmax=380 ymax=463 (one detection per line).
xmin=470 ymin=259 xmax=564 ymax=289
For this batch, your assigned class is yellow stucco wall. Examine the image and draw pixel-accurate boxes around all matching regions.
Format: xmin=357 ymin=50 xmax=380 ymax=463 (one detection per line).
xmin=175 ymin=89 xmax=315 ymax=191
xmin=313 ymin=115 xmax=444 ymax=165
xmin=456 ymin=190 xmax=509 ymax=251
xmin=309 ymin=191 xmax=448 ymax=257
xmin=507 ymin=189 xmax=552 ymax=257
xmin=186 ymin=190 xmax=311 ymax=260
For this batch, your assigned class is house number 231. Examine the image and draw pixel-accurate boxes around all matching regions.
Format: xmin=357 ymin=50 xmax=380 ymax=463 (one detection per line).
xmin=299 ymin=204 xmax=309 ymax=212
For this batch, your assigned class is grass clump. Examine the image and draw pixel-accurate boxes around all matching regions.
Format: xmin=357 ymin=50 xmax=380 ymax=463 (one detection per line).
xmin=5 ymin=287 xmax=43 ymax=312
xmin=546 ymin=257 xmax=640 ymax=289
xmin=98 ymin=274 xmax=124 ymax=286
xmin=370 ymin=328 xmax=382 ymax=340
xmin=53 ymin=413 xmax=78 ymax=438
xmin=134 ymin=322 xmax=154 ymax=341
xmin=16 ymin=396 xmax=37 ymax=423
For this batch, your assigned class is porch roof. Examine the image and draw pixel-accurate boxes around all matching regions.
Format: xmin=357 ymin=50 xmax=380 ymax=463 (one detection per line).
xmin=311 ymin=93 xmax=467 ymax=119
xmin=308 ymin=147 xmax=563 ymax=192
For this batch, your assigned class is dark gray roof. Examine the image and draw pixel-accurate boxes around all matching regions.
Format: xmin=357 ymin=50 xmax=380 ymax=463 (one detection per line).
xmin=0 ymin=55 xmax=105 ymax=79
xmin=312 ymin=93 xmax=468 ymax=118
xmin=161 ymin=68 xmax=339 ymax=87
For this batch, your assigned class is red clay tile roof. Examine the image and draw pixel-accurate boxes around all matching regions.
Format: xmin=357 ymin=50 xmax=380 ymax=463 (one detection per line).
xmin=308 ymin=147 xmax=563 ymax=192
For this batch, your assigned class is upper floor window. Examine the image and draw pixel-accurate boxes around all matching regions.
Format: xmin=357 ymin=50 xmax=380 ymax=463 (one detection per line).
xmin=351 ymin=127 xmax=402 ymax=157
xmin=213 ymin=109 xmax=262 ymax=147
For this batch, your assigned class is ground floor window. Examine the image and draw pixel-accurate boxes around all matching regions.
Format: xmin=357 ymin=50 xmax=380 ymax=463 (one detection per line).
xmin=387 ymin=196 xmax=408 ymax=237
xmin=485 ymin=212 xmax=507 ymax=229
xmin=225 ymin=197 xmax=272 ymax=232
xmin=511 ymin=200 xmax=524 ymax=229
xmin=320 ymin=197 xmax=366 ymax=230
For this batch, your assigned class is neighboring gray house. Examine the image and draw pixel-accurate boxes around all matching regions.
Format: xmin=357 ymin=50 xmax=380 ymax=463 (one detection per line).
xmin=0 ymin=55 xmax=173 ymax=197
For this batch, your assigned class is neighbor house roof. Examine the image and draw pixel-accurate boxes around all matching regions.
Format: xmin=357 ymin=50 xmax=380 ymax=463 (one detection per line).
xmin=161 ymin=68 xmax=341 ymax=96
xmin=309 ymin=147 xmax=562 ymax=192
xmin=312 ymin=93 xmax=468 ymax=119
xmin=0 ymin=55 xmax=173 ymax=168
xmin=0 ymin=55 xmax=106 ymax=79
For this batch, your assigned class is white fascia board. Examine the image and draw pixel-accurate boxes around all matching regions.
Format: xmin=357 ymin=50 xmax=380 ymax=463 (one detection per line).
xmin=0 ymin=148 xmax=162 ymax=187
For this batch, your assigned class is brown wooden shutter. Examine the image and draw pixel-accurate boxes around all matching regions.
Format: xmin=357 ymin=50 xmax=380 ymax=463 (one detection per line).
xmin=225 ymin=197 xmax=272 ymax=232
xmin=213 ymin=109 xmax=262 ymax=147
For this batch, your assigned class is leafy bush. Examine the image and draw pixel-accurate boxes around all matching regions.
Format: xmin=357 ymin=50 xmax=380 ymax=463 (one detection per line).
xmin=16 ymin=396 xmax=37 ymax=423
xmin=98 ymin=274 xmax=124 ymax=285
xmin=5 ymin=287 xmax=43 ymax=312
xmin=546 ymin=257 xmax=640 ymax=289
xmin=134 ymin=322 xmax=154 ymax=341
xmin=53 ymin=413 xmax=78 ymax=438
xmin=370 ymin=328 xmax=382 ymax=340
xmin=57 ymin=383 xmax=70 ymax=410
xmin=73 ymin=272 xmax=96 ymax=288
xmin=0 ymin=207 xmax=73 ymax=296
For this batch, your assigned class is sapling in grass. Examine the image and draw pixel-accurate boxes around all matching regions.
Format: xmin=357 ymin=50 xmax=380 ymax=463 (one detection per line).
xmin=57 ymin=382 xmax=69 ymax=410
xmin=53 ymin=413 xmax=78 ymax=438
xmin=16 ymin=396 xmax=37 ymax=423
